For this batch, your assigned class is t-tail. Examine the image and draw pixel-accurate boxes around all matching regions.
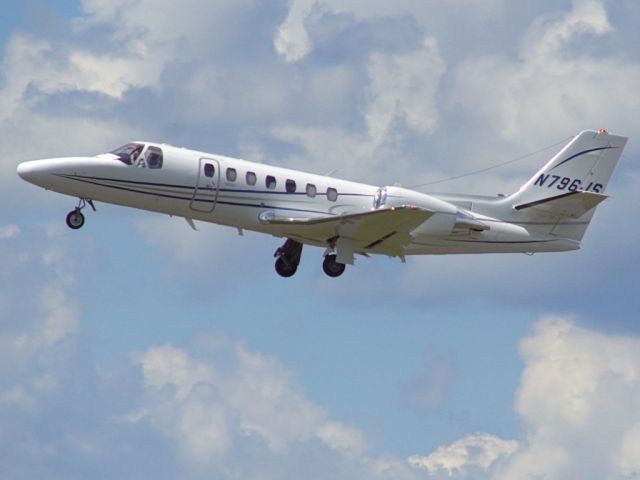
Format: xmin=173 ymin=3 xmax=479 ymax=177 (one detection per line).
xmin=506 ymin=129 xmax=627 ymax=242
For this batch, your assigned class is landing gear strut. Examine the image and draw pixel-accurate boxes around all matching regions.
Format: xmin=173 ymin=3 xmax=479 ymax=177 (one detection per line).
xmin=274 ymin=239 xmax=303 ymax=277
xmin=65 ymin=198 xmax=95 ymax=230
xmin=322 ymin=254 xmax=346 ymax=278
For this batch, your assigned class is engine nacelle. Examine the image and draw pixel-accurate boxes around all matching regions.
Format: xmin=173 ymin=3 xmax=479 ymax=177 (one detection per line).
xmin=375 ymin=186 xmax=458 ymax=236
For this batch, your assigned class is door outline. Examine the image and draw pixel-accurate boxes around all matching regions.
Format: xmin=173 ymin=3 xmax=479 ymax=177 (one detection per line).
xmin=190 ymin=158 xmax=220 ymax=213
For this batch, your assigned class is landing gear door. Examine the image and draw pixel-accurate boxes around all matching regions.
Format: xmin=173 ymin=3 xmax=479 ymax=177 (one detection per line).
xmin=190 ymin=158 xmax=220 ymax=213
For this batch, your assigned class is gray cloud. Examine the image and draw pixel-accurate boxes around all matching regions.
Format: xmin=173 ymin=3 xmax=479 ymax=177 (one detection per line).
xmin=402 ymin=353 xmax=456 ymax=411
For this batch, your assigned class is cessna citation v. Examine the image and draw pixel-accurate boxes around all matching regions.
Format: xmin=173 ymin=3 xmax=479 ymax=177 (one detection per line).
xmin=17 ymin=129 xmax=626 ymax=278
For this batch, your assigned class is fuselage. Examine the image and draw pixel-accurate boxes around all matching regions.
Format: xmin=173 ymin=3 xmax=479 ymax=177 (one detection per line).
xmin=16 ymin=141 xmax=580 ymax=258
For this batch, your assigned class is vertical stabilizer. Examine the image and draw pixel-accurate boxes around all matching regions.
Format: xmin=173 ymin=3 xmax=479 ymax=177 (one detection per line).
xmin=508 ymin=129 xmax=627 ymax=241
xmin=510 ymin=129 xmax=627 ymax=205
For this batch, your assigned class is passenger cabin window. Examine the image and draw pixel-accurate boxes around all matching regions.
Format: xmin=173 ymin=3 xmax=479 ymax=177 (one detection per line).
xmin=226 ymin=168 xmax=237 ymax=182
xmin=306 ymin=183 xmax=316 ymax=198
xmin=204 ymin=163 xmax=215 ymax=177
xmin=145 ymin=146 xmax=163 ymax=169
xmin=327 ymin=187 xmax=338 ymax=202
xmin=266 ymin=175 xmax=276 ymax=190
xmin=246 ymin=171 xmax=257 ymax=185
xmin=110 ymin=143 xmax=144 ymax=165
xmin=286 ymin=179 xmax=296 ymax=193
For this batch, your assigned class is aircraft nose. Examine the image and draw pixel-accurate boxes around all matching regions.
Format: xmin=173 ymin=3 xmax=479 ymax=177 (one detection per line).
xmin=17 ymin=161 xmax=37 ymax=182
xmin=16 ymin=159 xmax=55 ymax=187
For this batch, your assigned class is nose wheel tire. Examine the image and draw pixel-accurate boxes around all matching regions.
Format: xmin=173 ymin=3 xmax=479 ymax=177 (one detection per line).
xmin=322 ymin=254 xmax=346 ymax=277
xmin=66 ymin=210 xmax=85 ymax=229
xmin=275 ymin=257 xmax=298 ymax=277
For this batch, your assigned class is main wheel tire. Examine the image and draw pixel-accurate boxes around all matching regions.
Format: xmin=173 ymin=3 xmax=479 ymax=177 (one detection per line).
xmin=66 ymin=210 xmax=85 ymax=230
xmin=275 ymin=257 xmax=297 ymax=277
xmin=322 ymin=254 xmax=346 ymax=277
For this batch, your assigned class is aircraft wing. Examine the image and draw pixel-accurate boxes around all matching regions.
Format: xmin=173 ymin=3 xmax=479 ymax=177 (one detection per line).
xmin=514 ymin=191 xmax=608 ymax=218
xmin=259 ymin=206 xmax=433 ymax=256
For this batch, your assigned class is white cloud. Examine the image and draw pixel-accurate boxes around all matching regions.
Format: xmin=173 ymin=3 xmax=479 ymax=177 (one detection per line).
xmin=365 ymin=37 xmax=446 ymax=145
xmin=228 ymin=342 xmax=326 ymax=452
xmin=133 ymin=345 xmax=230 ymax=460
xmin=413 ymin=317 xmax=640 ymax=480
xmin=515 ymin=317 xmax=638 ymax=428
xmin=137 ymin=345 xmax=216 ymax=401
xmin=273 ymin=0 xmax=507 ymax=62
xmin=615 ymin=424 xmax=640 ymax=478
xmin=271 ymin=125 xmax=376 ymax=179
xmin=452 ymin=0 xmax=640 ymax=149
xmin=3 ymin=1 xmax=640 ymax=478
xmin=274 ymin=0 xmax=316 ymax=63
xmin=408 ymin=433 xmax=518 ymax=477
xmin=0 ymin=34 xmax=135 ymax=191
xmin=10 ymin=243 xmax=78 ymax=361
xmin=0 ymin=34 xmax=160 ymax=112
xmin=133 ymin=341 xmax=334 ymax=461
xmin=1 ymin=0 xmax=260 ymax=190
xmin=0 ymin=225 xmax=19 ymax=239
xmin=0 ymin=229 xmax=79 ymax=416
xmin=66 ymin=50 xmax=164 ymax=98
xmin=271 ymin=37 xmax=445 ymax=183
xmin=38 ymin=282 xmax=79 ymax=348
xmin=0 ymin=385 xmax=35 ymax=411
xmin=522 ymin=0 xmax=612 ymax=59
xmin=76 ymin=0 xmax=257 ymax=60
xmin=317 ymin=420 xmax=367 ymax=457
xmin=494 ymin=317 xmax=640 ymax=479
xmin=127 ymin=336 xmax=463 ymax=480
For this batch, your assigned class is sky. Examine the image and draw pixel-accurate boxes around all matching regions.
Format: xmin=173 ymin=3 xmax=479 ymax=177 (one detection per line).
xmin=1 ymin=0 xmax=640 ymax=478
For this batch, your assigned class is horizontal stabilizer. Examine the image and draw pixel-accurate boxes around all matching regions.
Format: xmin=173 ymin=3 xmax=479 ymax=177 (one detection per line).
xmin=514 ymin=191 xmax=608 ymax=218
xmin=259 ymin=206 xmax=433 ymax=255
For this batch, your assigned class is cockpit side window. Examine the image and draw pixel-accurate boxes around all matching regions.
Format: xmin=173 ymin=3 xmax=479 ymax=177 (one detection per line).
xmin=110 ymin=143 xmax=144 ymax=165
xmin=146 ymin=146 xmax=163 ymax=169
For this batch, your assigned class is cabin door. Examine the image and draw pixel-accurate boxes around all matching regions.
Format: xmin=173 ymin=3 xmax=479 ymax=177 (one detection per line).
xmin=190 ymin=158 xmax=220 ymax=213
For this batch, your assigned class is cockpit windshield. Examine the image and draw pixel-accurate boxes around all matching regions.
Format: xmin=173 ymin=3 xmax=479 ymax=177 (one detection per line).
xmin=110 ymin=143 xmax=144 ymax=165
xmin=109 ymin=143 xmax=163 ymax=169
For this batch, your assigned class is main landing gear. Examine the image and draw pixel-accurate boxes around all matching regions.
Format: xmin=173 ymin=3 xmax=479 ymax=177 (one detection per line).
xmin=322 ymin=254 xmax=346 ymax=278
xmin=273 ymin=238 xmax=347 ymax=278
xmin=65 ymin=198 xmax=95 ymax=230
xmin=274 ymin=238 xmax=303 ymax=277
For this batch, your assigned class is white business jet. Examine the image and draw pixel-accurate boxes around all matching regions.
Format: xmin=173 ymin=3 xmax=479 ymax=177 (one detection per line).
xmin=17 ymin=129 xmax=626 ymax=278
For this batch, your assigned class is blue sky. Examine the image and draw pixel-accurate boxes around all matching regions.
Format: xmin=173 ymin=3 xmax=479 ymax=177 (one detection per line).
xmin=2 ymin=1 xmax=640 ymax=479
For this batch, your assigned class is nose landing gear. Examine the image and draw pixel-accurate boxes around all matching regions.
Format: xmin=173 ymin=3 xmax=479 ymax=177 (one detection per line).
xmin=65 ymin=198 xmax=95 ymax=230
xmin=66 ymin=209 xmax=85 ymax=229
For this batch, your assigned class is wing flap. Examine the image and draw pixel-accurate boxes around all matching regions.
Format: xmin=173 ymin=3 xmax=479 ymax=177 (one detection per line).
xmin=260 ymin=206 xmax=433 ymax=254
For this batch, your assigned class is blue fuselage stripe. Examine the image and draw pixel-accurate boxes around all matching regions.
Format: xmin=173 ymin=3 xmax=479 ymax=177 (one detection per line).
xmin=55 ymin=174 xmax=346 ymax=215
